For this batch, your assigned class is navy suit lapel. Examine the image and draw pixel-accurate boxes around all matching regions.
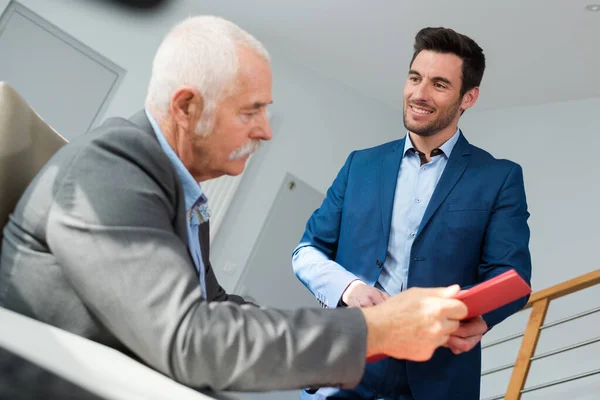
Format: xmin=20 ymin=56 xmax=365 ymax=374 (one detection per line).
xmin=417 ymin=133 xmax=472 ymax=239
xmin=380 ymin=138 xmax=405 ymax=242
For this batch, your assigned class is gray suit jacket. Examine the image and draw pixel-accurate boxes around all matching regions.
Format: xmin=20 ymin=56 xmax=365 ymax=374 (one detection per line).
xmin=0 ymin=112 xmax=366 ymax=399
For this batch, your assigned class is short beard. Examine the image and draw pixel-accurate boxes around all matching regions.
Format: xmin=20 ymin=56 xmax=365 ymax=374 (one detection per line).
xmin=403 ymin=100 xmax=461 ymax=137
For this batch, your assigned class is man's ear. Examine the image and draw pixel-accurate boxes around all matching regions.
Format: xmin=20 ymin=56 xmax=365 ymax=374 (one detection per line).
xmin=170 ymin=86 xmax=205 ymax=132
xmin=460 ymin=87 xmax=479 ymax=113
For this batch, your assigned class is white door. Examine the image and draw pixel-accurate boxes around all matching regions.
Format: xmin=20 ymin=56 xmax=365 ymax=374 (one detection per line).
xmin=0 ymin=2 xmax=124 ymax=140
xmin=235 ymin=172 xmax=325 ymax=309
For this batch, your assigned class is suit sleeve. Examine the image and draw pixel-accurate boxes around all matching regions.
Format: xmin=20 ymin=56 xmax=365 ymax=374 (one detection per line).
xmin=293 ymin=152 xmax=363 ymax=308
xmin=479 ymin=163 xmax=532 ymax=329
xmin=46 ymin=138 xmax=367 ymax=391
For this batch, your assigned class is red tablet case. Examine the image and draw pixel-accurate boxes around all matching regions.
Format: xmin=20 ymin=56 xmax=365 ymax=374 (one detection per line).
xmin=366 ymin=270 xmax=530 ymax=363
xmin=455 ymin=269 xmax=531 ymax=320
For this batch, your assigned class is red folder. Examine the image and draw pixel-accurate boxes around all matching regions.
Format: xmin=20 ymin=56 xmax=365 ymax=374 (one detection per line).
xmin=455 ymin=269 xmax=531 ymax=320
xmin=366 ymin=270 xmax=530 ymax=363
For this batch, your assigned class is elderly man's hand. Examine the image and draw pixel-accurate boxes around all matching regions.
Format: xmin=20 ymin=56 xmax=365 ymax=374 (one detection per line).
xmin=361 ymin=285 xmax=468 ymax=362
xmin=443 ymin=316 xmax=488 ymax=355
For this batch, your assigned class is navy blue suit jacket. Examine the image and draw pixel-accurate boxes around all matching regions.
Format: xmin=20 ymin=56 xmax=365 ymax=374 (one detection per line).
xmin=294 ymin=133 xmax=532 ymax=399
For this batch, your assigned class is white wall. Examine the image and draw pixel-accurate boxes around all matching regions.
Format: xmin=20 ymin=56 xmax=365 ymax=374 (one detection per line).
xmin=460 ymin=98 xmax=600 ymax=399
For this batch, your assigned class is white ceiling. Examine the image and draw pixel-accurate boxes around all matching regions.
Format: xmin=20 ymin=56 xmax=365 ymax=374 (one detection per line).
xmin=151 ymin=0 xmax=600 ymax=111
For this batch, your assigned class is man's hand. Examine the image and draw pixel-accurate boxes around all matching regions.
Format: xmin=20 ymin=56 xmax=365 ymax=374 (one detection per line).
xmin=443 ymin=316 xmax=488 ymax=355
xmin=342 ymin=280 xmax=389 ymax=307
xmin=361 ymin=285 xmax=468 ymax=362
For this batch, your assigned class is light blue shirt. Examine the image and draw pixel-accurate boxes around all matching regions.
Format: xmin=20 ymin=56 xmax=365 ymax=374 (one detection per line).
xmin=292 ymin=129 xmax=460 ymax=300
xmin=145 ymin=109 xmax=210 ymax=299
xmin=376 ymin=129 xmax=460 ymax=295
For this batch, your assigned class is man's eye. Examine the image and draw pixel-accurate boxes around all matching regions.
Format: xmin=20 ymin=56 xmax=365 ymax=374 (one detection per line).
xmin=240 ymin=112 xmax=256 ymax=123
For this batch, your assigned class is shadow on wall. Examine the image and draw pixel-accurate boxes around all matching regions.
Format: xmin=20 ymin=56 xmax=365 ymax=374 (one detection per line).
xmin=93 ymin=0 xmax=170 ymax=10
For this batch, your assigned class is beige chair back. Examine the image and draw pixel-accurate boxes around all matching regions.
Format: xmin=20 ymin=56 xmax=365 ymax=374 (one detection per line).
xmin=0 ymin=82 xmax=67 ymax=243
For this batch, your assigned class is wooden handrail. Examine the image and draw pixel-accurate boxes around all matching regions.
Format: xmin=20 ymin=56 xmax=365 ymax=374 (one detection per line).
xmin=505 ymin=298 xmax=549 ymax=400
xmin=505 ymin=268 xmax=600 ymax=400
xmin=523 ymin=269 xmax=600 ymax=310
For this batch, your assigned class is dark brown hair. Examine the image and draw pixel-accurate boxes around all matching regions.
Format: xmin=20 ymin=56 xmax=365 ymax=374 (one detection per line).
xmin=410 ymin=27 xmax=486 ymax=97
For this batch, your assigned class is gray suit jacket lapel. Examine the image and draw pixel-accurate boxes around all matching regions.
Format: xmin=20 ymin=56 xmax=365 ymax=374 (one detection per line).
xmin=128 ymin=109 xmax=190 ymax=246
xmin=129 ymin=110 xmax=154 ymax=136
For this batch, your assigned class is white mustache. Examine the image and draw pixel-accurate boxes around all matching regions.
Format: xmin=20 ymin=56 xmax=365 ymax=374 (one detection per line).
xmin=229 ymin=140 xmax=261 ymax=160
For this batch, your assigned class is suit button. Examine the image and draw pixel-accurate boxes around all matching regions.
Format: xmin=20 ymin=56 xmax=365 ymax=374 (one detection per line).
xmin=376 ymin=260 xmax=383 ymax=268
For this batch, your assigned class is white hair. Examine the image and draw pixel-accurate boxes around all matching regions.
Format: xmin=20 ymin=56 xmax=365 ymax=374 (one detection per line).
xmin=145 ymin=15 xmax=270 ymax=132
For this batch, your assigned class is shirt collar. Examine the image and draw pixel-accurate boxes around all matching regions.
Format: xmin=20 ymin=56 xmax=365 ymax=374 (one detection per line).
xmin=403 ymin=127 xmax=461 ymax=159
xmin=145 ymin=108 xmax=206 ymax=212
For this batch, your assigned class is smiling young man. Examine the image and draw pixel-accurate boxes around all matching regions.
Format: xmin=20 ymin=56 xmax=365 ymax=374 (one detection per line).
xmin=293 ymin=27 xmax=532 ymax=400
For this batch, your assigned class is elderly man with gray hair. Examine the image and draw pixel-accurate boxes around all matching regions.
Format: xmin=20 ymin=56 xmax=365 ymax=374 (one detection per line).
xmin=0 ymin=16 xmax=468 ymax=399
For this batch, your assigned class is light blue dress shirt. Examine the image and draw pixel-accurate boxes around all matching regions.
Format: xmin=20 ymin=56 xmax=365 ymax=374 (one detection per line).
xmin=376 ymin=129 xmax=460 ymax=295
xmin=145 ymin=109 xmax=210 ymax=299
xmin=292 ymin=129 xmax=460 ymax=298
